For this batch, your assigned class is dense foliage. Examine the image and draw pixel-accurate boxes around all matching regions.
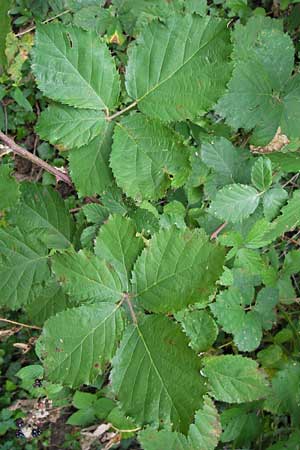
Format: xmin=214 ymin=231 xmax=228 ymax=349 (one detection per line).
xmin=1 ymin=1 xmax=300 ymax=449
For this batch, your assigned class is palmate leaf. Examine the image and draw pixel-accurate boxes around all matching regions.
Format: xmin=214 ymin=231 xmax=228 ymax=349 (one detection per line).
xmin=36 ymin=104 xmax=106 ymax=149
xmin=10 ymin=183 xmax=74 ymax=249
xmin=32 ymin=23 xmax=120 ymax=110
xmin=0 ymin=227 xmax=49 ymax=309
xmin=126 ymin=15 xmax=231 ymax=121
xmin=69 ymin=122 xmax=114 ymax=197
xmin=139 ymin=396 xmax=221 ymax=450
xmin=203 ymin=355 xmax=269 ymax=403
xmin=132 ymin=227 xmax=225 ymax=313
xmin=95 ymin=215 xmax=144 ymax=291
xmin=210 ymin=184 xmax=260 ymax=223
xmin=38 ymin=303 xmax=124 ymax=387
xmin=52 ymin=249 xmax=123 ymax=303
xmin=110 ymin=113 xmax=191 ymax=200
xmin=216 ymin=28 xmax=300 ymax=145
xmin=111 ymin=315 xmax=206 ymax=433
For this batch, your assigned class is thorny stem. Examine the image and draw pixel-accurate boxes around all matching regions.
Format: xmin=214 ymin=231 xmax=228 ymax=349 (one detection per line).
xmin=0 ymin=131 xmax=73 ymax=186
xmin=106 ymin=101 xmax=137 ymax=122
xmin=15 ymin=10 xmax=70 ymax=37
xmin=0 ymin=317 xmax=42 ymax=330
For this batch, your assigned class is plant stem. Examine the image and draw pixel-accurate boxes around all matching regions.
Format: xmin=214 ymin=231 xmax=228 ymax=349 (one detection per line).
xmin=0 ymin=131 xmax=73 ymax=186
xmin=0 ymin=317 xmax=42 ymax=330
xmin=125 ymin=296 xmax=137 ymax=324
xmin=15 ymin=10 xmax=70 ymax=37
xmin=106 ymin=101 xmax=137 ymax=122
xmin=210 ymin=221 xmax=227 ymax=240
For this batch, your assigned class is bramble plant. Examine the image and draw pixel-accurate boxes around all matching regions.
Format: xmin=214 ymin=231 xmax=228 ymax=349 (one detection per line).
xmin=1 ymin=1 xmax=300 ymax=449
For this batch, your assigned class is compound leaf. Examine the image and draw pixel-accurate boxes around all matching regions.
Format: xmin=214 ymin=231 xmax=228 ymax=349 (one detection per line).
xmin=132 ymin=227 xmax=225 ymax=313
xmin=126 ymin=15 xmax=231 ymax=121
xmin=39 ymin=303 xmax=124 ymax=387
xmin=32 ymin=23 xmax=120 ymax=110
xmin=111 ymin=315 xmax=206 ymax=433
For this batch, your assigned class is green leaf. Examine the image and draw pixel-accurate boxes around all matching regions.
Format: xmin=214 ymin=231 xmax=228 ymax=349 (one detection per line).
xmin=69 ymin=122 xmax=114 ymax=196
xmin=27 ymin=279 xmax=69 ymax=326
xmin=132 ymin=227 xmax=225 ymax=313
xmin=269 ymin=151 xmax=300 ymax=173
xmin=52 ymin=249 xmax=123 ymax=303
xmin=11 ymin=183 xmax=74 ymax=249
xmin=201 ymin=137 xmax=252 ymax=183
xmin=138 ymin=396 xmax=221 ymax=450
xmin=264 ymin=362 xmax=300 ymax=425
xmin=39 ymin=303 xmax=124 ymax=387
xmin=73 ymin=6 xmax=112 ymax=33
xmin=95 ymin=215 xmax=143 ymax=290
xmin=36 ymin=104 xmax=107 ymax=149
xmin=0 ymin=165 xmax=20 ymax=210
xmin=263 ymin=186 xmax=288 ymax=221
xmin=0 ymin=227 xmax=49 ymax=309
xmin=110 ymin=113 xmax=191 ymax=200
xmin=203 ymin=355 xmax=269 ymax=403
xmin=210 ymin=184 xmax=260 ymax=223
xmin=0 ymin=0 xmax=10 ymax=68
xmin=210 ymin=287 xmax=262 ymax=352
xmin=251 ymin=157 xmax=273 ymax=191
xmin=216 ymin=28 xmax=300 ymax=145
xmin=254 ymin=287 xmax=279 ymax=331
xmin=67 ymin=408 xmax=95 ymax=426
xmin=32 ymin=23 xmax=120 ymax=110
xmin=126 ymin=15 xmax=231 ymax=121
xmin=73 ymin=391 xmax=96 ymax=409
xmin=111 ymin=315 xmax=206 ymax=433
xmin=175 ymin=309 xmax=218 ymax=352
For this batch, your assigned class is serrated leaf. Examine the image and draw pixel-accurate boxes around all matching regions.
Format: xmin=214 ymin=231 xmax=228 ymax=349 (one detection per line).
xmin=126 ymin=15 xmax=231 ymax=121
xmin=52 ymin=249 xmax=123 ymax=303
xmin=251 ymin=157 xmax=273 ymax=191
xmin=0 ymin=165 xmax=19 ymax=210
xmin=269 ymin=151 xmax=300 ymax=173
xmin=69 ymin=122 xmax=114 ymax=197
xmin=73 ymin=6 xmax=112 ymax=33
xmin=0 ymin=227 xmax=49 ymax=309
xmin=0 ymin=0 xmax=10 ymax=68
xmin=27 ymin=279 xmax=69 ymax=326
xmin=32 ymin=23 xmax=120 ymax=110
xmin=95 ymin=215 xmax=143 ymax=290
xmin=10 ymin=183 xmax=74 ymax=249
xmin=39 ymin=303 xmax=124 ymax=387
xmin=36 ymin=104 xmax=106 ymax=149
xmin=111 ymin=315 xmax=206 ymax=433
xmin=203 ymin=355 xmax=269 ymax=403
xmin=138 ymin=396 xmax=221 ymax=450
xmin=110 ymin=113 xmax=190 ymax=200
xmin=216 ymin=28 xmax=300 ymax=145
xmin=263 ymin=186 xmax=288 ymax=221
xmin=132 ymin=227 xmax=225 ymax=313
xmin=175 ymin=309 xmax=218 ymax=352
xmin=82 ymin=203 xmax=108 ymax=224
xmin=210 ymin=287 xmax=262 ymax=352
xmin=254 ymin=287 xmax=278 ymax=330
xmin=210 ymin=184 xmax=260 ymax=223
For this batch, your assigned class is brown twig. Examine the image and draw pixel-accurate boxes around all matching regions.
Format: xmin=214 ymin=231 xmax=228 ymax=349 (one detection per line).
xmin=0 ymin=131 xmax=73 ymax=186
xmin=210 ymin=221 xmax=228 ymax=240
xmin=0 ymin=317 xmax=42 ymax=330
xmin=106 ymin=101 xmax=137 ymax=122
xmin=15 ymin=10 xmax=70 ymax=37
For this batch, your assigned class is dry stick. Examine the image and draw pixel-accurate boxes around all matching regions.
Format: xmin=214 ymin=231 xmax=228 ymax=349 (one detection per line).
xmin=0 ymin=131 xmax=73 ymax=186
xmin=106 ymin=101 xmax=137 ymax=122
xmin=15 ymin=10 xmax=70 ymax=37
xmin=0 ymin=317 xmax=42 ymax=330
xmin=210 ymin=221 xmax=228 ymax=240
